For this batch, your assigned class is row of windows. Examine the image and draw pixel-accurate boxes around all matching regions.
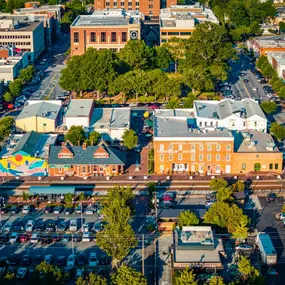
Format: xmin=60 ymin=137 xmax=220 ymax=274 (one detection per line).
xmin=74 ymin=32 xmax=127 ymax=43
xmin=161 ymin=32 xmax=192 ymax=36
xmin=241 ymin=163 xmax=279 ymax=170
xmin=160 ymin=153 xmax=231 ymax=161
xmin=0 ymin=42 xmax=31 ymax=46
xmin=106 ymin=1 xmax=139 ymax=6
xmin=198 ymin=121 xmax=259 ymax=128
xmin=0 ymin=35 xmax=31 ymax=39
xmin=159 ymin=143 xmax=231 ymax=152
xmin=58 ymin=165 xmax=118 ymax=173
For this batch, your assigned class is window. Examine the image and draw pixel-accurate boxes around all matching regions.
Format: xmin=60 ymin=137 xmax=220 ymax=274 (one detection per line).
xmin=128 ymin=1 xmax=132 ymax=5
xmin=191 ymin=154 xmax=195 ymax=161
xmin=180 ymin=32 xmax=191 ymax=35
xmin=232 ymin=122 xmax=235 ymax=127
xmin=73 ymin=32 xmax=79 ymax=43
xmin=90 ymin=32 xmax=96 ymax=43
xmin=199 ymin=143 xmax=203 ymax=151
xmin=199 ymin=122 xmax=202 ymax=127
xmin=242 ymin=163 xmax=246 ymax=170
xmin=207 ymin=144 xmax=212 ymax=151
xmin=169 ymin=154 xmax=173 ymax=161
xmin=111 ymin=32 xmax=116 ymax=42
xmin=191 ymin=144 xmax=195 ymax=151
xmin=110 ymin=48 xmax=117 ymax=52
xmin=149 ymin=4 xmax=153 ymax=8
xmin=101 ymin=32 xmax=106 ymax=42
xmin=162 ymin=32 xmax=167 ymax=35
xmin=269 ymin=163 xmax=273 ymax=170
xmin=162 ymin=39 xmax=167 ymax=43
xmin=178 ymin=144 xmax=182 ymax=151
xmin=120 ymin=1 xmax=124 ymax=5
xmin=275 ymin=164 xmax=278 ymax=170
xmin=169 ymin=144 xmax=173 ymax=151
xmin=106 ymin=1 xmax=110 ymax=5
xmin=216 ymin=165 xmax=220 ymax=172
xmin=160 ymin=154 xmax=164 ymax=161
xmin=178 ymin=153 xmax=182 ymax=160
xmin=226 ymin=144 xmax=231 ymax=151
xmin=216 ymin=144 xmax=221 ymax=151
xmin=216 ymin=154 xmax=220 ymax=161
xmin=226 ymin=154 xmax=230 ymax=161
xmin=243 ymin=121 xmax=246 ymax=127
xmin=59 ymin=167 xmax=62 ymax=173
xmin=135 ymin=1 xmax=139 ymax=6
xmin=254 ymin=121 xmax=257 ymax=127
xmin=160 ymin=144 xmax=164 ymax=151
xmin=114 ymin=1 xmax=118 ymax=5
xmin=122 ymin=32 xmax=127 ymax=42
xmin=207 ymin=154 xmax=211 ymax=161
xmin=168 ymin=32 xmax=179 ymax=35
xmin=82 ymin=166 xmax=86 ymax=173
xmin=199 ymin=154 xmax=203 ymax=161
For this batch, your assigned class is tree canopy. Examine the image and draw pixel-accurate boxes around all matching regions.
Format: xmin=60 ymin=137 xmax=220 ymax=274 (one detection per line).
xmin=174 ymin=268 xmax=198 ymax=285
xmin=209 ymin=178 xmax=228 ymax=191
xmin=122 ymin=129 xmax=138 ymax=149
xmin=260 ymin=101 xmax=277 ymax=114
xmin=270 ymin=122 xmax=285 ymax=142
xmin=64 ymin=126 xmax=85 ymax=145
xmin=0 ymin=116 xmax=14 ymax=143
xmin=178 ymin=210 xmax=200 ymax=227
xmin=85 ymin=131 xmax=101 ymax=146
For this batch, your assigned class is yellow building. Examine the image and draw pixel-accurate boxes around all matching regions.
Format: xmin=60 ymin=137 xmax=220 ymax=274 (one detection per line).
xmin=16 ymin=100 xmax=62 ymax=133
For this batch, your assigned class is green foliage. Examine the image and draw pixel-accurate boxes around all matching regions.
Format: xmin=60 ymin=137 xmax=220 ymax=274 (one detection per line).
xmin=5 ymin=0 xmax=24 ymax=13
xmin=166 ymin=97 xmax=180 ymax=109
xmin=22 ymin=192 xmax=29 ymax=201
xmin=148 ymin=148 xmax=154 ymax=174
xmin=280 ymin=21 xmax=285 ymax=33
xmin=0 ymin=116 xmax=14 ymax=142
xmin=183 ymin=93 xmax=197 ymax=108
xmin=237 ymin=256 xmax=260 ymax=281
xmin=9 ymin=78 xmax=23 ymax=97
xmin=216 ymin=187 xmax=234 ymax=203
xmin=111 ymin=264 xmax=147 ymax=285
xmin=3 ymin=92 xmax=13 ymax=103
xmin=118 ymin=40 xmax=154 ymax=71
xmin=77 ymin=272 xmax=106 ymax=285
xmin=270 ymin=122 xmax=285 ymax=141
xmin=154 ymin=46 xmax=172 ymax=69
xmin=174 ymin=267 xmax=198 ymax=285
xmin=208 ymin=276 xmax=225 ymax=285
xmin=19 ymin=65 xmax=35 ymax=82
xmin=64 ymin=193 xmax=73 ymax=205
xmin=86 ymin=131 xmax=101 ymax=146
xmin=178 ymin=210 xmax=200 ymax=227
xmin=209 ymin=178 xmax=228 ymax=191
xmin=260 ymin=101 xmax=277 ymax=114
xmin=122 ymin=129 xmax=138 ymax=149
xmin=231 ymin=181 xmax=245 ymax=192
xmin=64 ymin=126 xmax=85 ymax=145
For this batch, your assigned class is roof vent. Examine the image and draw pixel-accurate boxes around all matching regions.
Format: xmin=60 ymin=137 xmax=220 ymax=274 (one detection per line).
xmin=266 ymin=142 xmax=275 ymax=151
xmin=247 ymin=141 xmax=255 ymax=149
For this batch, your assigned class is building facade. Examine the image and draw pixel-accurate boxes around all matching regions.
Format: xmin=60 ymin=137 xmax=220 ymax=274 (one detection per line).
xmin=48 ymin=141 xmax=126 ymax=177
xmin=267 ymin=52 xmax=285 ymax=79
xmin=0 ymin=15 xmax=45 ymax=61
xmin=70 ymin=10 xmax=141 ymax=56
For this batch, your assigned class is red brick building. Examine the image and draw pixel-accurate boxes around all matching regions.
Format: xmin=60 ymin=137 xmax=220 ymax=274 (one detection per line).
xmin=48 ymin=141 xmax=126 ymax=177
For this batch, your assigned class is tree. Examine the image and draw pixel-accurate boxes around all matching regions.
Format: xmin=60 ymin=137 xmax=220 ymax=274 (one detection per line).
xmin=216 ymin=187 xmax=234 ymax=203
xmin=86 ymin=131 xmax=101 ymax=146
xmin=87 ymin=272 xmax=107 ymax=285
xmin=22 ymin=192 xmax=29 ymax=201
xmin=271 ymin=77 xmax=284 ymax=93
xmin=166 ymin=97 xmax=180 ymax=109
xmin=0 ymin=116 xmax=14 ymax=142
xmin=256 ymin=55 xmax=268 ymax=69
xmin=64 ymin=193 xmax=74 ymax=205
xmin=174 ymin=267 xmax=198 ymax=285
xmin=209 ymin=178 xmax=228 ymax=191
xmin=111 ymin=264 xmax=147 ymax=285
xmin=118 ymin=40 xmax=154 ymax=70
xmin=260 ymin=101 xmax=277 ymax=114
xmin=183 ymin=93 xmax=197 ymax=108
xmin=278 ymin=86 xmax=285 ymax=99
xmin=9 ymin=78 xmax=23 ymax=98
xmin=3 ymin=92 xmax=13 ymax=103
xmin=282 ymin=204 xmax=285 ymax=213
xmin=280 ymin=21 xmax=285 ymax=33
xmin=208 ymin=276 xmax=225 ymax=285
xmin=64 ymin=126 xmax=85 ymax=145
xmin=237 ymin=256 xmax=260 ymax=281
xmin=178 ymin=210 xmax=199 ymax=227
xmin=154 ymin=46 xmax=172 ymax=69
xmin=19 ymin=65 xmax=35 ymax=82
xmin=270 ymin=122 xmax=285 ymax=141
xmin=231 ymin=181 xmax=245 ymax=192
xmin=122 ymin=129 xmax=138 ymax=149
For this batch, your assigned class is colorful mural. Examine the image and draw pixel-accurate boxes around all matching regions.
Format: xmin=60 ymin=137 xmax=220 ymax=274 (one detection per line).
xmin=0 ymin=151 xmax=47 ymax=176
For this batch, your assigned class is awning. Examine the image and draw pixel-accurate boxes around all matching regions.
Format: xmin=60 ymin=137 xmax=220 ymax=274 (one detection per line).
xmin=29 ymin=186 xmax=76 ymax=195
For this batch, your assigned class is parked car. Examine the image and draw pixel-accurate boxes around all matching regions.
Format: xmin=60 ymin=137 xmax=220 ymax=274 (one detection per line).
xmin=57 ymin=256 xmax=66 ymax=267
xmin=65 ymin=208 xmax=73 ymax=215
xmin=73 ymin=233 xmax=81 ymax=242
xmin=0 ymin=234 xmax=9 ymax=243
xmin=67 ymin=254 xmax=76 ymax=267
xmin=53 ymin=206 xmax=63 ymax=214
xmin=77 ymin=254 xmax=85 ymax=266
xmin=92 ymin=221 xmax=103 ymax=233
xmin=235 ymin=243 xmax=253 ymax=251
xmin=25 ymin=220 xmax=34 ymax=232
xmin=85 ymin=207 xmax=94 ymax=215
xmin=22 ymin=205 xmax=30 ymax=214
xmin=0 ymin=208 xmax=9 ymax=214
xmin=75 ymin=205 xmax=83 ymax=214
xmin=20 ymin=234 xmax=29 ymax=243
xmin=10 ymin=206 xmax=19 ymax=214
xmin=9 ymin=232 xmax=19 ymax=244
xmin=56 ymin=221 xmax=66 ymax=232
xmin=267 ymin=193 xmax=277 ymax=202
xmin=63 ymin=234 xmax=71 ymax=242
xmin=3 ymin=222 xmax=12 ymax=233
xmin=82 ymin=223 xmax=89 ymax=233
xmin=44 ymin=255 xmax=52 ymax=265
xmin=30 ymin=233 xmax=39 ymax=244
xmin=8 ymin=254 xmax=19 ymax=266
xmin=46 ymin=222 xmax=56 ymax=232
xmin=21 ymin=255 xmax=30 ymax=266
xmin=41 ymin=234 xmax=52 ymax=244
xmin=52 ymin=234 xmax=60 ymax=242
xmin=32 ymin=255 xmax=43 ymax=266
xmin=35 ymin=221 xmax=46 ymax=232
xmin=16 ymin=268 xmax=28 ymax=279
xmin=88 ymin=253 xmax=98 ymax=267
xmin=12 ymin=221 xmax=24 ymax=232
xmin=44 ymin=205 xmax=53 ymax=214
xmin=82 ymin=232 xmax=91 ymax=242
xmin=75 ymin=268 xmax=85 ymax=280
xmin=69 ymin=219 xmax=77 ymax=232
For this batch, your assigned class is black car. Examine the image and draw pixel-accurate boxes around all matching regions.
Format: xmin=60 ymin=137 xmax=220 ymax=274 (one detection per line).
xmin=0 ymin=234 xmax=9 ymax=243
xmin=64 ymin=208 xmax=73 ymax=215
xmin=21 ymin=255 xmax=30 ymax=266
xmin=35 ymin=221 xmax=46 ymax=232
xmin=267 ymin=193 xmax=277 ymax=202
xmin=0 ymin=257 xmax=8 ymax=267
xmin=40 ymin=234 xmax=52 ymax=244
xmin=52 ymin=233 xmax=60 ymax=242
xmin=8 ymin=254 xmax=19 ymax=266
xmin=57 ymin=256 xmax=66 ymax=267
xmin=73 ymin=233 xmax=81 ymax=242
xmin=12 ymin=221 xmax=24 ymax=232
xmin=0 ymin=208 xmax=9 ymax=214
xmin=77 ymin=254 xmax=85 ymax=266
xmin=44 ymin=205 xmax=53 ymax=214
xmin=46 ymin=222 xmax=56 ymax=232
xmin=32 ymin=255 xmax=43 ymax=266
xmin=10 ymin=206 xmax=19 ymax=214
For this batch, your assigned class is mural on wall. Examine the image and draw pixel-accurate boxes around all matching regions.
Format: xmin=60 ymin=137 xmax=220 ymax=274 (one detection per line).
xmin=0 ymin=151 xmax=47 ymax=176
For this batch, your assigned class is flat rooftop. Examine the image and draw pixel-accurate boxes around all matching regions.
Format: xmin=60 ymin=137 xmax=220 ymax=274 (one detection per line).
xmin=0 ymin=56 xmax=26 ymax=68
xmin=268 ymin=52 xmax=285 ymax=65
xmin=64 ymin=99 xmax=93 ymax=118
xmin=253 ymin=36 xmax=285 ymax=48
xmin=233 ymin=130 xmax=280 ymax=153
xmin=0 ymin=15 xmax=42 ymax=32
xmin=90 ymin=107 xmax=130 ymax=129
xmin=16 ymin=4 xmax=62 ymax=12
xmin=17 ymin=100 xmax=61 ymax=121
xmin=257 ymin=233 xmax=276 ymax=256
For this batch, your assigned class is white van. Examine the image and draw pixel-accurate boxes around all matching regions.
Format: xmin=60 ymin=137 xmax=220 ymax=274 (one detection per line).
xmin=22 ymin=205 xmax=30 ymax=214
xmin=69 ymin=219 xmax=77 ymax=232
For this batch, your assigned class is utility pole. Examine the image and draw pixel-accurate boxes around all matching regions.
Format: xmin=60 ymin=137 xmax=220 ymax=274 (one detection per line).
xmin=81 ymin=201 xmax=83 ymax=232
xmin=142 ymin=234 xmax=145 ymax=275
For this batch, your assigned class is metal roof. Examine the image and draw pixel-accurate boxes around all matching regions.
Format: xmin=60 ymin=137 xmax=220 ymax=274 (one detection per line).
xmin=64 ymin=99 xmax=94 ymax=118
xmin=29 ymin=186 xmax=75 ymax=195
xmin=258 ymin=233 xmax=276 ymax=256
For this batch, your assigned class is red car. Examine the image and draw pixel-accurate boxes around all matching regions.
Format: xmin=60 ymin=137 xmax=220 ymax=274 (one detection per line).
xmin=161 ymin=195 xmax=173 ymax=202
xmin=20 ymin=234 xmax=29 ymax=243
xmin=150 ymin=104 xmax=159 ymax=110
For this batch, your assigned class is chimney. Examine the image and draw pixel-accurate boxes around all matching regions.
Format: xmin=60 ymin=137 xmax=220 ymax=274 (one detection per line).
xmin=82 ymin=142 xmax=87 ymax=150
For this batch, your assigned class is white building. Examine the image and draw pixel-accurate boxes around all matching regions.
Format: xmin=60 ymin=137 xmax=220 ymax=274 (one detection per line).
xmin=193 ymin=99 xmax=267 ymax=132
xmin=63 ymin=99 xmax=94 ymax=130
xmin=267 ymin=52 xmax=285 ymax=79
xmin=0 ymin=53 xmax=29 ymax=83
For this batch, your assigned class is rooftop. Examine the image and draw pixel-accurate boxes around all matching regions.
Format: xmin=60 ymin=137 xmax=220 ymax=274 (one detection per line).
xmin=253 ymin=35 xmax=285 ymax=48
xmin=268 ymin=52 xmax=285 ymax=65
xmin=17 ymin=100 xmax=62 ymax=121
xmin=257 ymin=233 xmax=276 ymax=256
xmin=194 ymin=99 xmax=266 ymax=120
xmin=233 ymin=130 xmax=280 ymax=153
xmin=0 ymin=55 xmax=27 ymax=68
xmin=90 ymin=107 xmax=131 ymax=130
xmin=64 ymin=99 xmax=94 ymax=118
xmin=15 ymin=4 xmax=62 ymax=13
xmin=0 ymin=131 xmax=57 ymax=158
xmin=0 ymin=14 xmax=42 ymax=31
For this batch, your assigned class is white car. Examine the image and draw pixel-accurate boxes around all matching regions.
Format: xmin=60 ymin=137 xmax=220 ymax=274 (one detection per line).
xmin=82 ymin=223 xmax=89 ymax=233
xmin=129 ymin=103 xmax=138 ymax=107
xmin=16 ymin=268 xmax=27 ymax=279
xmin=69 ymin=219 xmax=77 ymax=232
xmin=88 ymin=252 xmax=98 ymax=267
xmin=22 ymin=205 xmax=30 ymax=214
xmin=30 ymin=233 xmax=39 ymax=244
xmin=25 ymin=220 xmax=34 ymax=232
xmin=67 ymin=254 xmax=76 ymax=267
xmin=252 ymin=87 xmax=258 ymax=91
xmin=44 ymin=255 xmax=52 ymax=264
xmin=9 ymin=232 xmax=19 ymax=244
xmin=280 ymin=213 xmax=285 ymax=220
xmin=82 ymin=232 xmax=91 ymax=242
xmin=3 ymin=222 xmax=12 ymax=233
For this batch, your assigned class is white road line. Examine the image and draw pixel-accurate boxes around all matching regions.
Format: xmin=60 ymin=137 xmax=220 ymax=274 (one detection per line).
xmin=235 ymin=81 xmax=245 ymax=99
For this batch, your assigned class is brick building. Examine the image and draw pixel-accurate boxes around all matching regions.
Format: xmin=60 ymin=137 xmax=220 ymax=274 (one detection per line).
xmin=70 ymin=9 xmax=142 ymax=56
xmin=48 ymin=141 xmax=126 ymax=177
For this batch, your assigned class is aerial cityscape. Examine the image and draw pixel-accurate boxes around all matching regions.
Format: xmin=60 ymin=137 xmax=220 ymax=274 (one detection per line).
xmin=0 ymin=0 xmax=284 ymax=284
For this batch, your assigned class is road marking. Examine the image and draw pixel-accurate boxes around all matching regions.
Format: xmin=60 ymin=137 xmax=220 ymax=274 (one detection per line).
xmin=241 ymin=81 xmax=251 ymax=98
xmin=235 ymin=81 xmax=245 ymax=98
xmin=0 ymin=245 xmax=5 ymax=251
